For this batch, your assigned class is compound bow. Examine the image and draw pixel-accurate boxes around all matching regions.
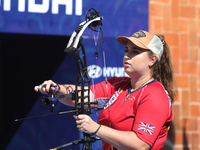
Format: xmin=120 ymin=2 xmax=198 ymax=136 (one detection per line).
xmin=15 ymin=8 xmax=104 ymax=150
xmin=45 ymin=8 xmax=103 ymax=150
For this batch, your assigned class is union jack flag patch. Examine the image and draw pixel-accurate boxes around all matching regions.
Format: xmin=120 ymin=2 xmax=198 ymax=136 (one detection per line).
xmin=138 ymin=122 xmax=155 ymax=135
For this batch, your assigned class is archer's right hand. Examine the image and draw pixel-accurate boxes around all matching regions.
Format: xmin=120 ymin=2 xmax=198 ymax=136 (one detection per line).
xmin=34 ymin=80 xmax=59 ymax=95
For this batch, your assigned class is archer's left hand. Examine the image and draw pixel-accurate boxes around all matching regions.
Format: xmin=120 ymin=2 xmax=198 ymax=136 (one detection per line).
xmin=74 ymin=114 xmax=99 ymax=134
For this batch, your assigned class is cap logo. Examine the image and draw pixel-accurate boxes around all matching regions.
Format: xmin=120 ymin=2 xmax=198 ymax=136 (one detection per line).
xmin=131 ymin=30 xmax=146 ymax=38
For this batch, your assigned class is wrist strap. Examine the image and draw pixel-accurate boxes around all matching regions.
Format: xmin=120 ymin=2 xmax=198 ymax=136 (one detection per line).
xmin=55 ymin=83 xmax=60 ymax=92
xmin=91 ymin=124 xmax=101 ymax=136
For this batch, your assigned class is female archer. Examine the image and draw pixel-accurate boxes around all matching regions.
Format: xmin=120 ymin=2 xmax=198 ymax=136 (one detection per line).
xmin=34 ymin=30 xmax=177 ymax=150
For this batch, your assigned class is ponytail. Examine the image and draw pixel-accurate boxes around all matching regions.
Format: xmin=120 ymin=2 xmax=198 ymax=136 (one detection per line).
xmin=151 ymin=35 xmax=177 ymax=102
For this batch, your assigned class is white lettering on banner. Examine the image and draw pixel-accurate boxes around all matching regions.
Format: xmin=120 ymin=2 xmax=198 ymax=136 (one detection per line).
xmin=87 ymin=65 xmax=128 ymax=79
xmin=29 ymin=0 xmax=49 ymax=13
xmin=18 ymin=0 xmax=25 ymax=12
xmin=3 ymin=0 xmax=10 ymax=11
xmin=103 ymin=67 xmax=125 ymax=77
xmin=75 ymin=0 xmax=82 ymax=16
xmin=1 ymin=0 xmax=82 ymax=15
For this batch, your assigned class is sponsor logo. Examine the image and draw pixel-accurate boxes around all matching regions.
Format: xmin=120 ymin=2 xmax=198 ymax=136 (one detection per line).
xmin=1 ymin=0 xmax=82 ymax=15
xmin=87 ymin=65 xmax=102 ymax=78
xmin=131 ymin=30 xmax=146 ymax=38
xmin=87 ymin=65 xmax=128 ymax=79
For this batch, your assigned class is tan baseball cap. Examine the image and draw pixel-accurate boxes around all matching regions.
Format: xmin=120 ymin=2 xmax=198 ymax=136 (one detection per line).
xmin=117 ymin=30 xmax=163 ymax=61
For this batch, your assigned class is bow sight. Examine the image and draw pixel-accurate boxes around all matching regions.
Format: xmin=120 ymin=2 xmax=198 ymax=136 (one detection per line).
xmin=42 ymin=89 xmax=58 ymax=112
